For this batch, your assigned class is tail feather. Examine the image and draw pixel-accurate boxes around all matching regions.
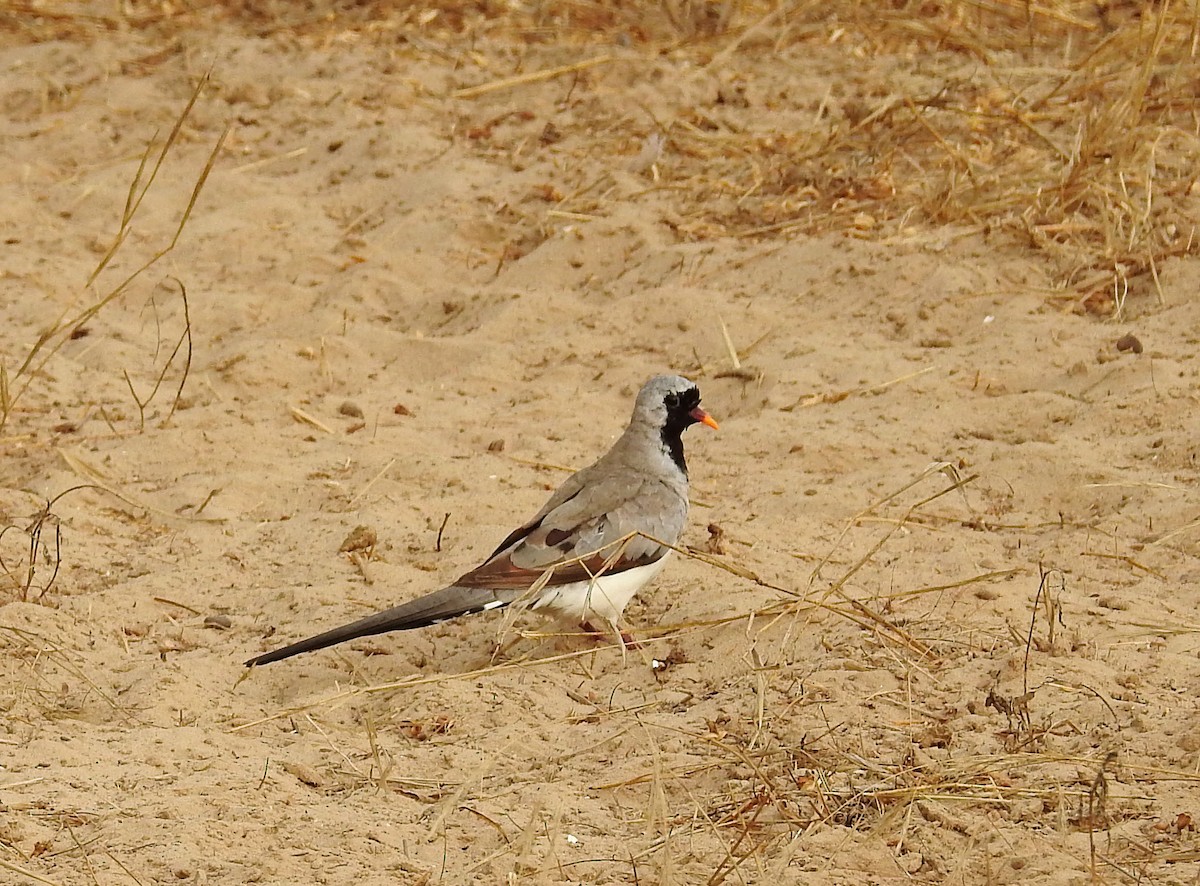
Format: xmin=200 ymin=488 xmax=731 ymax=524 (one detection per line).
xmin=244 ymin=586 xmax=510 ymax=667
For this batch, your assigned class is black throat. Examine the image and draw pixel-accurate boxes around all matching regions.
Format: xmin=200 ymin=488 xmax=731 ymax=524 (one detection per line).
xmin=660 ymin=418 xmax=689 ymax=476
xmin=659 ymin=387 xmax=702 ymax=476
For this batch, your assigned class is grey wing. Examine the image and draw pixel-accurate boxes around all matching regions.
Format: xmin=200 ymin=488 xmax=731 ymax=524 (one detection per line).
xmin=508 ymin=477 xmax=687 ymax=572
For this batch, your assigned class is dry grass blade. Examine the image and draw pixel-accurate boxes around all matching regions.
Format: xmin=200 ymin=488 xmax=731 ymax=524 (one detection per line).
xmin=289 ymin=407 xmax=333 ymax=434
xmin=452 ymin=55 xmax=614 ymax=99
xmin=1122 ymin=618 xmax=1200 ymax=636
xmin=0 ymin=364 xmax=9 ymax=427
xmin=87 ymin=136 xmax=153 ymax=292
xmin=782 ymin=365 xmax=938 ymax=411
xmin=161 ymin=277 xmax=193 ymax=427
xmin=100 ymin=848 xmax=144 ymax=886
xmin=705 ymin=0 xmax=798 ymax=70
xmin=81 ymin=116 xmax=228 ymax=327
xmin=123 ymin=278 xmax=193 ymax=430
xmin=1147 ymin=512 xmax=1200 ymax=547
xmin=1081 ymin=549 xmax=1165 ymax=579
xmin=783 ymin=465 xmax=980 ymax=656
xmin=64 ymin=825 xmax=99 ymax=886
xmin=349 ymin=458 xmax=396 ymax=506
xmin=1086 ymin=751 xmax=1119 ymax=879
xmin=1023 ymin=566 xmax=1065 ymax=695
xmin=810 ymin=462 xmax=973 ymax=584
xmin=93 ymin=72 xmax=222 ymax=287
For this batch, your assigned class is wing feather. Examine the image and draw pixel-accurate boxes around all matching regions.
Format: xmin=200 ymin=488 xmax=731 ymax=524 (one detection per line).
xmin=454 ymin=476 xmax=684 ymax=591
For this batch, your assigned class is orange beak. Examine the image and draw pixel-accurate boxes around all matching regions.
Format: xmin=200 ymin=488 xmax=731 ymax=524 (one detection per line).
xmin=690 ymin=407 xmax=719 ymax=430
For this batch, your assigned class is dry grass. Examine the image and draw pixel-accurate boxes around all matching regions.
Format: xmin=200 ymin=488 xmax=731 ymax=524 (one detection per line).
xmin=225 ymin=462 xmax=1170 ymax=879
xmin=2 ymin=3 xmax=1197 ymax=884
xmin=5 ymin=1 xmax=1195 ymax=311
xmin=0 ymin=73 xmax=222 ymax=437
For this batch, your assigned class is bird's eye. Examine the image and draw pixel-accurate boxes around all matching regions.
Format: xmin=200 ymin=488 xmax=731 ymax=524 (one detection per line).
xmin=664 ymin=392 xmax=680 ymax=409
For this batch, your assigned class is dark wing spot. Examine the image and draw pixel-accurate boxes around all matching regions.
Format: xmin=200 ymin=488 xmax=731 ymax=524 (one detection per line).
xmin=545 ymin=528 xmax=573 ymax=546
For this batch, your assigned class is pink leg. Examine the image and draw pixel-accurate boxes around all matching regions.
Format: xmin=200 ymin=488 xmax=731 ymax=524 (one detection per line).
xmin=580 ymin=621 xmax=640 ymax=649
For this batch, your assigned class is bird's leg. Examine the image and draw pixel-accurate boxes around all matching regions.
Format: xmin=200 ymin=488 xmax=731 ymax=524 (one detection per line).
xmin=580 ymin=621 xmax=640 ymax=649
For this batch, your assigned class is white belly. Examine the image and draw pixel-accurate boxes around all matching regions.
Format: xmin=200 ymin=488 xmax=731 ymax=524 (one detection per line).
xmin=529 ymin=554 xmax=671 ymax=627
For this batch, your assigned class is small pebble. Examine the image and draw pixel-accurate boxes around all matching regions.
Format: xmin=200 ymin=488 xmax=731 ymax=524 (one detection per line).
xmin=203 ymin=614 xmax=232 ymax=630
xmin=1115 ymin=332 xmax=1143 ymax=354
xmin=338 ymin=400 xmax=363 ymax=418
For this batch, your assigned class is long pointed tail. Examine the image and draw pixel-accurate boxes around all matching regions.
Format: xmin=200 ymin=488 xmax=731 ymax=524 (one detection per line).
xmin=244 ymin=586 xmax=510 ymax=667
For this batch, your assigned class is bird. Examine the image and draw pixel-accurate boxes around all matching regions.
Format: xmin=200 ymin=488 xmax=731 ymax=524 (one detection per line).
xmin=245 ymin=374 xmax=718 ymax=667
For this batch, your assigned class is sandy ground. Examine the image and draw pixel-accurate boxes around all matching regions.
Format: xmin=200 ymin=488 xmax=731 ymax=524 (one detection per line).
xmin=2 ymin=5 xmax=1200 ymax=884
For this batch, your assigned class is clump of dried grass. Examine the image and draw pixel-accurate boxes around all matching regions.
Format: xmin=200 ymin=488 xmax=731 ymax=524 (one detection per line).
xmin=0 ymin=490 xmax=71 ymax=603
xmin=0 ymin=75 xmax=223 ymax=436
xmin=226 ymin=452 xmax=1187 ymax=880
xmin=637 ymin=1 xmax=1198 ymax=310
xmin=444 ymin=1 xmax=1197 ymax=308
xmin=8 ymin=2 xmax=1193 ymax=310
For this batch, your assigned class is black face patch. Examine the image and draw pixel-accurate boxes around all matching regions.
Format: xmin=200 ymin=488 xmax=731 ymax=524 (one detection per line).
xmin=663 ymin=386 xmax=700 ymax=418
xmin=659 ymin=385 xmax=703 ymax=475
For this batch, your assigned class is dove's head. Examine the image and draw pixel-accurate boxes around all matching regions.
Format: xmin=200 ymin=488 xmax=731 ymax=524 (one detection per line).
xmin=631 ymin=375 xmax=719 ymax=440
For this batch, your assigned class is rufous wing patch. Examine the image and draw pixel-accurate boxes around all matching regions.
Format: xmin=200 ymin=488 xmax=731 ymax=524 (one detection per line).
xmin=454 ymin=550 xmax=660 ymax=590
